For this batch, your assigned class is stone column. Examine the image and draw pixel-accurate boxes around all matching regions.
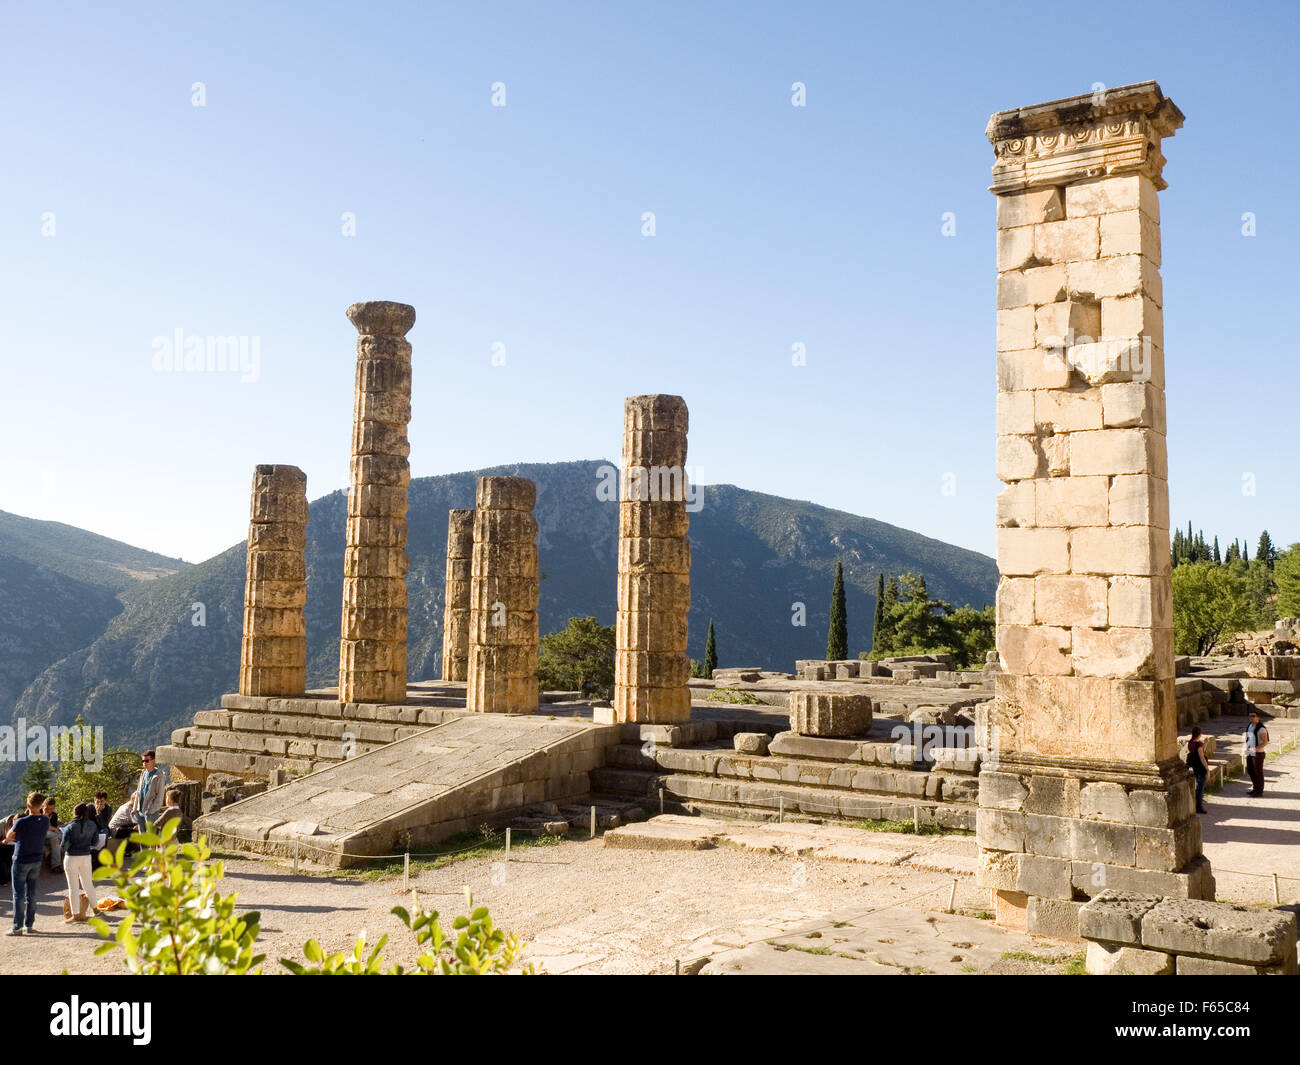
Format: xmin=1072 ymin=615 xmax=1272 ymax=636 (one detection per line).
xmin=240 ymin=464 xmax=307 ymax=697
xmin=466 ymin=477 xmax=539 ymax=714
xmin=440 ymin=508 xmax=474 ymax=682
xmin=613 ymin=395 xmax=691 ymax=723
xmin=982 ymin=83 xmax=1210 ymax=937
xmin=338 ymin=301 xmax=414 ymax=705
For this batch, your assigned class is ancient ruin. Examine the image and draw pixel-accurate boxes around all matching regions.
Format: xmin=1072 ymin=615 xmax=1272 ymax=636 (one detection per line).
xmin=466 ymin=476 xmax=540 ymax=714
xmin=239 ymin=464 xmax=308 ymax=698
xmin=440 ymin=508 xmax=474 ymax=682
xmin=613 ymin=394 xmax=692 ymax=724
xmin=338 ymin=300 xmax=414 ymax=705
xmin=980 ymin=82 xmax=1211 ymax=936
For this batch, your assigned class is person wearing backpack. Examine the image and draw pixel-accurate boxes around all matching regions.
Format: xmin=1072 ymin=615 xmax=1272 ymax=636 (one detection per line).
xmin=1186 ymin=726 xmax=1208 ymax=814
xmin=60 ymin=802 xmax=100 ymax=922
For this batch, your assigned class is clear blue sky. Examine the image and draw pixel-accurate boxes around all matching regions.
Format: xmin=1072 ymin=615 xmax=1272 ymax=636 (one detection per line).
xmin=2 ymin=0 xmax=1296 ymax=564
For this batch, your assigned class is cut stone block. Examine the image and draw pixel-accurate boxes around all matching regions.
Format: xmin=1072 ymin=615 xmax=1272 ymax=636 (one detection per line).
xmin=788 ymin=692 xmax=873 ymax=738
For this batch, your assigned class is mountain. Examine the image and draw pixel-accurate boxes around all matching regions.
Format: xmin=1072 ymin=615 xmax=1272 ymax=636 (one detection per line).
xmin=6 ymin=460 xmax=996 ymax=796
xmin=0 ymin=510 xmax=189 ymax=592
xmin=0 ymin=510 xmax=188 ymax=725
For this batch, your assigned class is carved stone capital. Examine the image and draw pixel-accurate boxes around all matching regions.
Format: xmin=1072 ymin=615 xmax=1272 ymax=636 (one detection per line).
xmin=987 ymin=81 xmax=1183 ymax=193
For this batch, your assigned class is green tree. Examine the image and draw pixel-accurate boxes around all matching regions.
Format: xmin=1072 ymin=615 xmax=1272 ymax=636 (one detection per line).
xmin=19 ymin=758 xmax=56 ymax=800
xmin=948 ymin=605 xmax=996 ymax=669
xmin=826 ymin=560 xmax=848 ymax=661
xmin=876 ymin=573 xmax=899 ymax=649
xmin=703 ymin=620 xmax=717 ymax=677
xmin=1257 ymin=530 xmax=1277 ymax=568
xmin=872 ymin=573 xmax=885 ymax=652
xmin=50 ymin=715 xmax=140 ymax=820
xmin=1172 ymin=562 xmax=1256 ymax=655
xmin=537 ymin=617 xmax=616 ymax=698
xmin=1275 ymin=544 xmax=1300 ymax=617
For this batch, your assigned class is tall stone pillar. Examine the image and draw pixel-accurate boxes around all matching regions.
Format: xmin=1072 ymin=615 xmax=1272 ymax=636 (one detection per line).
xmin=240 ymin=464 xmax=307 ymax=697
xmin=981 ymin=83 xmax=1211 ymax=937
xmin=338 ymin=301 xmax=414 ymax=705
xmin=440 ymin=508 xmax=474 ymax=682
xmin=466 ymin=477 xmax=539 ymax=714
xmin=613 ymin=395 xmax=691 ymax=723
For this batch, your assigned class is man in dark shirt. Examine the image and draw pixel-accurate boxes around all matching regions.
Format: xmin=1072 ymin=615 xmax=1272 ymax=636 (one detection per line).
xmin=5 ymin=792 xmax=51 ymax=935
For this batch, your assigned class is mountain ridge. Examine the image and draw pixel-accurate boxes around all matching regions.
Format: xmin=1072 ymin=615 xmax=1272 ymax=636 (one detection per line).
xmin=2 ymin=460 xmax=996 ymax=803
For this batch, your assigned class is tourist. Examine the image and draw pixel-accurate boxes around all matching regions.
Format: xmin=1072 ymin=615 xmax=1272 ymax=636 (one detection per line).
xmin=4 ymin=792 xmax=51 ymax=936
xmin=156 ymin=788 xmax=184 ymax=833
xmin=1245 ymin=710 xmax=1270 ymax=797
xmin=60 ymin=803 xmax=100 ymax=922
xmin=1186 ymin=726 xmax=1208 ymax=814
xmin=42 ymin=797 xmax=63 ymax=874
xmin=106 ymin=799 xmax=136 ymax=860
xmin=91 ymin=791 xmax=111 ymax=859
xmin=129 ymin=750 xmax=165 ymax=832
xmin=91 ymin=791 xmax=111 ymax=831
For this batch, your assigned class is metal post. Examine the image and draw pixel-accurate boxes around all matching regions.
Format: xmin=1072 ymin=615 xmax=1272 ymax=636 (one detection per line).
xmin=1273 ymin=872 xmax=1281 ymax=906
xmin=403 ymin=851 xmax=410 ymax=891
xmin=913 ymin=806 xmax=919 ymax=833
xmin=948 ymin=879 xmax=958 ymax=914
xmin=659 ymin=787 xmax=664 ymax=815
xmin=590 ymin=805 xmax=597 ymax=839
xmin=505 ymin=826 xmax=512 ymax=862
xmin=778 ymin=796 xmax=784 ymax=824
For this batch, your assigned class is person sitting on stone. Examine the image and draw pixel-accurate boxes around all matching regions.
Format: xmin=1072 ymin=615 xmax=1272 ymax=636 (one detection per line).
xmin=106 ymin=799 xmax=136 ymax=859
xmin=156 ymin=788 xmax=186 ymax=833
xmin=90 ymin=790 xmax=112 ymax=858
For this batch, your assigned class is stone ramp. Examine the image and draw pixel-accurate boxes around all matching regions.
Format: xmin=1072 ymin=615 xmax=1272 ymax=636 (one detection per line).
xmin=195 ymin=714 xmax=620 ymax=868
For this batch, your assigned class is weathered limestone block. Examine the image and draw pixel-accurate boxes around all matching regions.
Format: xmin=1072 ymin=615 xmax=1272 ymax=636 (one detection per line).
xmin=613 ymin=395 xmax=692 ymax=724
xmin=1079 ymin=890 xmax=1297 ymax=974
xmin=466 ymin=477 xmax=539 ymax=714
xmin=733 ymin=733 xmax=770 ymax=755
xmin=240 ymin=465 xmax=308 ymax=697
xmin=338 ymin=301 xmax=414 ymax=704
xmin=788 ymin=692 xmax=873 ymax=738
xmin=1085 ymin=941 xmax=1174 ymax=975
xmin=440 ymin=509 xmax=474 ymax=682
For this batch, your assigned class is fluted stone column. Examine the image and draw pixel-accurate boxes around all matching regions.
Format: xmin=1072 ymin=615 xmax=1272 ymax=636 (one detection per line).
xmin=240 ymin=464 xmax=307 ymax=697
xmin=613 ymin=395 xmax=691 ymax=723
xmin=982 ymin=83 xmax=1210 ymax=937
xmin=338 ymin=300 xmax=414 ymax=704
xmin=440 ymin=508 xmax=474 ymax=682
xmin=466 ymin=477 xmax=539 ymax=714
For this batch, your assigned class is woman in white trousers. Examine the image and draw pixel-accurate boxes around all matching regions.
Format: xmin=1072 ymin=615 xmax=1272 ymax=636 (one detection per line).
xmin=61 ymin=803 xmax=100 ymax=920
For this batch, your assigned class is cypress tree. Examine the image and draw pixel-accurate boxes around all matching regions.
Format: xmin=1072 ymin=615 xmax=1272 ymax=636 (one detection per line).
xmin=826 ymin=560 xmax=848 ymax=661
xmin=1243 ymin=540 xmax=1249 ymax=563
xmin=872 ymin=572 xmax=885 ymax=652
xmin=703 ymin=619 xmax=717 ymax=677
xmin=1257 ymin=530 xmax=1276 ymax=568
xmin=1213 ymin=536 xmax=1221 ymax=564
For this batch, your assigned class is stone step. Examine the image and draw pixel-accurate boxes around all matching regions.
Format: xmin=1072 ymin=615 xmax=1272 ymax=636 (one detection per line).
xmin=589 ymin=763 xmax=978 ymax=823
xmin=194 ymin=714 xmax=623 ymax=868
xmin=600 ymin=741 xmax=974 ymax=799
